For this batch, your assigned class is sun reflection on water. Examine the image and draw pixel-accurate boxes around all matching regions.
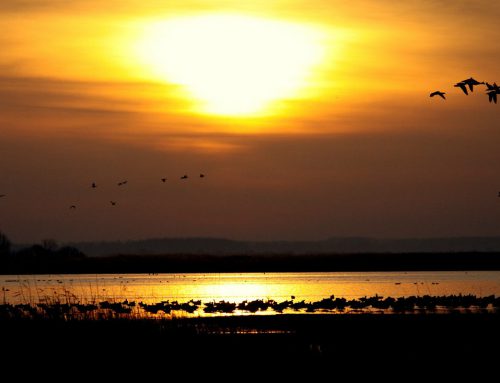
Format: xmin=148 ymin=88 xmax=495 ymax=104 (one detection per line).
xmin=2 ymin=272 xmax=499 ymax=306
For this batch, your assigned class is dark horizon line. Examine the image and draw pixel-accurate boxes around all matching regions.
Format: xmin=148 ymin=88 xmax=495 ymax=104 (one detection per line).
xmin=12 ymin=234 xmax=500 ymax=246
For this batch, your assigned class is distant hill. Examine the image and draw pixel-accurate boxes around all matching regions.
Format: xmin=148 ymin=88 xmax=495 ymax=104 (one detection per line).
xmin=52 ymin=236 xmax=500 ymax=257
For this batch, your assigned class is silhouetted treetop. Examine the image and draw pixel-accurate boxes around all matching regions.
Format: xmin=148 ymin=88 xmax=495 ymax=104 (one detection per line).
xmin=0 ymin=231 xmax=11 ymax=257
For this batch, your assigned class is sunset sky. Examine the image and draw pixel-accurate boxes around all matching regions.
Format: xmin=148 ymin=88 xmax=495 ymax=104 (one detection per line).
xmin=1 ymin=1 xmax=500 ymax=243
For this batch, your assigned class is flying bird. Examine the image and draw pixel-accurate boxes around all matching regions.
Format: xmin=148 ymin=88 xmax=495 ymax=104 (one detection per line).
xmin=485 ymin=82 xmax=500 ymax=104
xmin=69 ymin=205 xmax=76 ymax=209
xmin=487 ymin=90 xmax=498 ymax=104
xmin=110 ymin=201 xmax=117 ymax=206
xmin=200 ymin=173 xmax=205 ymax=178
xmin=486 ymin=82 xmax=500 ymax=91
xmin=430 ymin=91 xmax=446 ymax=100
xmin=180 ymin=175 xmax=188 ymax=180
xmin=161 ymin=178 xmax=167 ymax=182
xmin=461 ymin=77 xmax=484 ymax=92
xmin=91 ymin=182 xmax=97 ymax=188
xmin=454 ymin=82 xmax=468 ymax=95
xmin=118 ymin=180 xmax=128 ymax=186
xmin=0 ymin=194 xmax=6 ymax=198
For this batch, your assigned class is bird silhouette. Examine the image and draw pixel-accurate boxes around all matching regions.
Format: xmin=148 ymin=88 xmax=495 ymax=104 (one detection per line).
xmin=180 ymin=175 xmax=188 ymax=180
xmin=454 ymin=82 xmax=468 ymax=95
xmin=486 ymin=82 xmax=500 ymax=91
xmin=0 ymin=194 xmax=6 ymax=198
xmin=91 ymin=182 xmax=97 ymax=188
xmin=69 ymin=205 xmax=76 ymax=209
xmin=430 ymin=91 xmax=446 ymax=99
xmin=200 ymin=173 xmax=205 ymax=178
xmin=461 ymin=77 xmax=484 ymax=92
xmin=487 ymin=90 xmax=498 ymax=104
xmin=161 ymin=178 xmax=167 ymax=182
xmin=110 ymin=201 xmax=117 ymax=206
xmin=118 ymin=180 xmax=128 ymax=186
xmin=485 ymin=82 xmax=500 ymax=104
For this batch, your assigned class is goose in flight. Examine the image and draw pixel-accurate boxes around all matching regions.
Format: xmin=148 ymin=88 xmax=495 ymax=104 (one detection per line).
xmin=118 ymin=180 xmax=128 ymax=186
xmin=161 ymin=178 xmax=167 ymax=182
xmin=200 ymin=173 xmax=205 ymax=178
xmin=486 ymin=82 xmax=500 ymax=91
xmin=486 ymin=82 xmax=500 ymax=103
xmin=430 ymin=91 xmax=446 ymax=100
xmin=461 ymin=77 xmax=484 ymax=92
xmin=91 ymin=182 xmax=97 ymax=189
xmin=454 ymin=82 xmax=468 ymax=95
xmin=69 ymin=205 xmax=76 ymax=209
xmin=110 ymin=201 xmax=117 ymax=206
xmin=487 ymin=90 xmax=498 ymax=104
xmin=180 ymin=175 xmax=188 ymax=180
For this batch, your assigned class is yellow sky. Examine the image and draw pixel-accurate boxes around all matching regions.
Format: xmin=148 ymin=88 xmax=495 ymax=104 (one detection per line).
xmin=1 ymin=1 xmax=500 ymax=242
xmin=2 ymin=1 xmax=499 ymax=132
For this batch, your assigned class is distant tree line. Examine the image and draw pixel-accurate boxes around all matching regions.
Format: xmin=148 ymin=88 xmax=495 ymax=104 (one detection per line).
xmin=0 ymin=231 xmax=86 ymax=273
xmin=1 ymin=231 xmax=500 ymax=274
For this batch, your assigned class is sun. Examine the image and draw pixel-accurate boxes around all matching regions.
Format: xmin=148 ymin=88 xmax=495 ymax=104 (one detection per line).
xmin=133 ymin=14 xmax=325 ymax=116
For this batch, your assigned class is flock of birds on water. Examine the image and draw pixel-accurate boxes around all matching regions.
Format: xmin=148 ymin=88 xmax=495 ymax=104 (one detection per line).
xmin=0 ymin=174 xmax=206 ymax=209
xmin=430 ymin=76 xmax=500 ymax=103
xmin=1 ymin=294 xmax=497 ymax=319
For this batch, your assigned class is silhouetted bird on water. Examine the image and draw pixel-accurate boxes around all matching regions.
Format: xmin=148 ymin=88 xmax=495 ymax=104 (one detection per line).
xmin=118 ymin=180 xmax=128 ymax=186
xmin=110 ymin=201 xmax=117 ymax=206
xmin=91 ymin=182 xmax=97 ymax=188
xmin=180 ymin=175 xmax=188 ymax=180
xmin=454 ymin=81 xmax=469 ymax=95
xmin=430 ymin=91 xmax=446 ymax=99
xmin=161 ymin=178 xmax=167 ymax=182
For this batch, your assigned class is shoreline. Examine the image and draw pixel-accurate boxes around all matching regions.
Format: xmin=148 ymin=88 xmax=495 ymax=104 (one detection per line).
xmin=2 ymin=251 xmax=500 ymax=274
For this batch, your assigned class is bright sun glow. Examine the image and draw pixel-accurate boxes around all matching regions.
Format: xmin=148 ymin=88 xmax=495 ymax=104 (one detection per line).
xmin=134 ymin=14 xmax=325 ymax=116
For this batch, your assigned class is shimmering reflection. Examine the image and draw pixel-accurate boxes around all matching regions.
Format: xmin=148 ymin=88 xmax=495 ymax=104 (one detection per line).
xmin=1 ymin=271 xmax=499 ymax=305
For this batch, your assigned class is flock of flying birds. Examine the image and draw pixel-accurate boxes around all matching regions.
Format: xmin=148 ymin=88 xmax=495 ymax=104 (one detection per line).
xmin=0 ymin=174 xmax=206 ymax=209
xmin=1 ymin=77 xmax=500 ymax=205
xmin=431 ymin=77 xmax=500 ymax=198
xmin=430 ymin=77 xmax=500 ymax=103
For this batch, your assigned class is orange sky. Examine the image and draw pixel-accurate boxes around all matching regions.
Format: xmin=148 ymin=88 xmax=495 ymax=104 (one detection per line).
xmin=1 ymin=1 xmax=500 ymax=243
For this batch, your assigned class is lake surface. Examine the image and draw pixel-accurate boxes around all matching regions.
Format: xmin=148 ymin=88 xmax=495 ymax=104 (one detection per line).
xmin=1 ymin=271 xmax=499 ymax=305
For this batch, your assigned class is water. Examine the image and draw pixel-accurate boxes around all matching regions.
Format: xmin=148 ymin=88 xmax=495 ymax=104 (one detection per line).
xmin=1 ymin=271 xmax=499 ymax=305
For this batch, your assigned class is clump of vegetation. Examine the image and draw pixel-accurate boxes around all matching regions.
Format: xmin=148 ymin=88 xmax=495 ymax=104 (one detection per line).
xmin=0 ymin=235 xmax=86 ymax=274
xmin=0 ymin=231 xmax=11 ymax=257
